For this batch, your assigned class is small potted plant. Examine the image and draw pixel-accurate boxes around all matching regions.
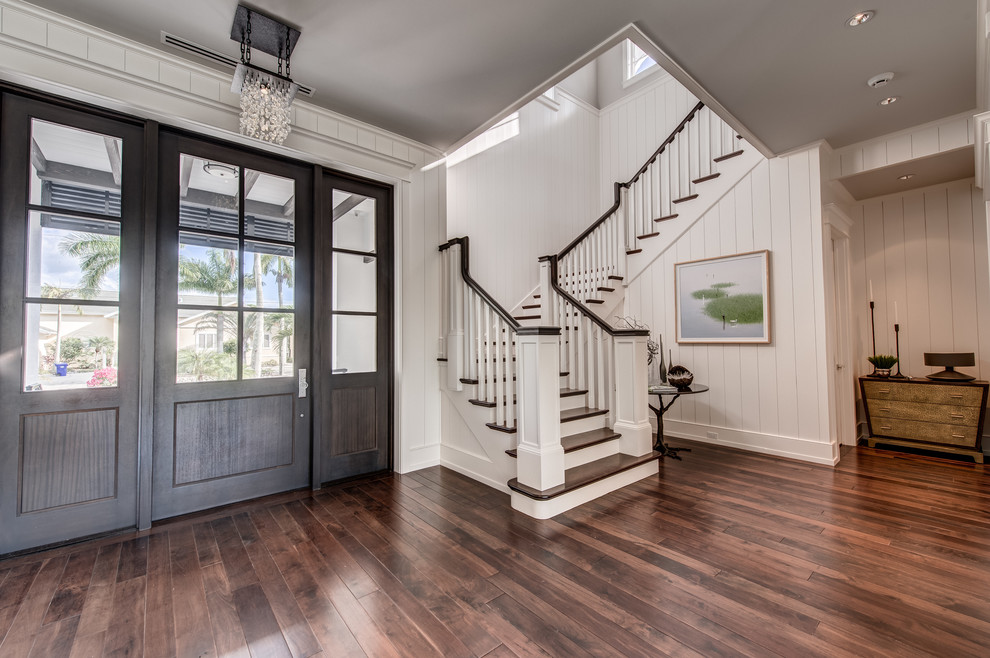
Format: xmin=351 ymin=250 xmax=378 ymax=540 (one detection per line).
xmin=868 ymin=354 xmax=897 ymax=377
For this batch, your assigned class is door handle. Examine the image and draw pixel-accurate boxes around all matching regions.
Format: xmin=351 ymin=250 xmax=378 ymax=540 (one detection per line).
xmin=836 ymin=363 xmax=844 ymax=370
xmin=298 ymin=368 xmax=308 ymax=398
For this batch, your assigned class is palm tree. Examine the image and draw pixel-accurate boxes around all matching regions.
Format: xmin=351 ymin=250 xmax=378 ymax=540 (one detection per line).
xmin=179 ymin=249 xmax=238 ymax=348
xmin=58 ymin=233 xmax=120 ymax=293
xmin=87 ymin=336 xmax=116 ymax=368
xmin=40 ymin=283 xmax=80 ymax=364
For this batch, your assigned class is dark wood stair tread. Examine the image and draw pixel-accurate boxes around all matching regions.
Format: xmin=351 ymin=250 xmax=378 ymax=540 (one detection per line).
xmin=560 ymin=406 xmax=608 ymax=423
xmin=507 ymin=451 xmax=661 ymax=500
xmin=636 ymin=232 xmax=659 ymax=240
xmin=597 ymin=286 xmax=615 ymax=292
xmin=625 ymin=248 xmax=643 ymax=255
xmin=692 ymin=173 xmax=720 ymax=184
xmin=522 ymin=304 xmax=541 ymax=309
xmin=584 ymin=299 xmax=604 ymax=304
xmin=459 ymin=378 xmax=479 ymax=385
xmin=513 ymin=314 xmax=540 ymax=320
xmin=713 ymin=149 xmax=744 ymax=163
xmin=654 ymin=213 xmax=678 ymax=223
xmin=673 ymin=194 xmax=699 ymax=204
xmin=437 ymin=357 xmax=448 ymax=362
xmin=559 ymin=387 xmax=588 ymax=397
xmin=486 ymin=421 xmax=517 ymax=434
xmin=506 ymin=427 xmax=621 ymax=458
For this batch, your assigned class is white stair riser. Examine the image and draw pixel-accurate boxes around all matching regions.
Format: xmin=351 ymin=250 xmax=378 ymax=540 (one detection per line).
xmin=564 ymin=439 xmax=620 ymax=469
xmin=560 ymin=414 xmax=609 ymax=436
xmin=559 ymin=394 xmax=587 ymax=412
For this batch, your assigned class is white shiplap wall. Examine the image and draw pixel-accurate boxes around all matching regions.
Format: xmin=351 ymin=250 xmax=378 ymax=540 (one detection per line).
xmin=624 ymin=147 xmax=837 ymax=464
xmin=848 ymin=180 xmax=990 ymax=389
xmin=446 ymin=90 xmax=600 ymax=308
xmin=599 ymin=76 xmax=701 ymax=207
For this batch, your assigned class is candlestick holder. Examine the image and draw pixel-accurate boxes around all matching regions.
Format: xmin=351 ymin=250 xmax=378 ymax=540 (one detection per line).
xmin=869 ymin=301 xmax=877 ymax=375
xmin=891 ymin=323 xmax=907 ymax=378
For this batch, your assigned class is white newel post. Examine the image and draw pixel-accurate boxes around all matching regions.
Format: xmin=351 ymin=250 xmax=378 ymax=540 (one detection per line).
xmin=446 ymin=243 xmax=464 ymax=391
xmin=538 ymin=257 xmax=554 ymax=325
xmin=514 ymin=327 xmax=564 ymax=491
xmin=612 ymin=332 xmax=653 ymax=456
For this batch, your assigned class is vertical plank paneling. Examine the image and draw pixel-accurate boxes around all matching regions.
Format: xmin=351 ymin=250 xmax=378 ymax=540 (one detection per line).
xmin=924 ymin=188 xmax=953 ymax=346
xmin=850 ymin=180 xmax=988 ymax=393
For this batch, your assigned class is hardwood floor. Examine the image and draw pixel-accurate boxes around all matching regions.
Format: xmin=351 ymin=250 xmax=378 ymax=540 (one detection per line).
xmin=1 ymin=440 xmax=989 ymax=657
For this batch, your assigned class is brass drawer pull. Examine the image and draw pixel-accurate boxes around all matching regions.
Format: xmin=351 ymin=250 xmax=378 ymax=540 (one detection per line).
xmin=878 ymin=389 xmax=890 ymax=394
xmin=879 ymin=407 xmax=890 ymax=412
xmin=950 ymin=414 xmax=964 ymax=419
xmin=952 ymin=434 xmax=966 ymax=439
xmin=880 ymin=425 xmax=892 ymax=430
xmin=950 ymin=394 xmax=963 ymax=399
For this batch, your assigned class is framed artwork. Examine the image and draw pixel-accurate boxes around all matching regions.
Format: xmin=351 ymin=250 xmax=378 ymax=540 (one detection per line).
xmin=675 ymin=250 xmax=771 ymax=344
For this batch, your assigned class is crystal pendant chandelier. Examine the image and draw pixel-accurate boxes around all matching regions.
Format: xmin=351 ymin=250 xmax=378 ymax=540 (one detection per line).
xmin=235 ymin=65 xmax=298 ymax=144
xmin=229 ymin=5 xmax=300 ymax=146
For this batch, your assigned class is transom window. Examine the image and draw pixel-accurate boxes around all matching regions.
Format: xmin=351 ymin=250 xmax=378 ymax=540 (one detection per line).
xmin=175 ymin=154 xmax=296 ymax=382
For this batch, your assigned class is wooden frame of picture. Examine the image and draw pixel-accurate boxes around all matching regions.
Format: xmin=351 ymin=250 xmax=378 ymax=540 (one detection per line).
xmin=675 ymin=250 xmax=771 ymax=344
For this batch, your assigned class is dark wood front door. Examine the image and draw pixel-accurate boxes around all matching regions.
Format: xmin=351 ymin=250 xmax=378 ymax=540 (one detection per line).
xmin=0 ymin=95 xmax=144 ymax=554
xmin=151 ymin=131 xmax=313 ymax=519
xmin=316 ymin=172 xmax=393 ymax=482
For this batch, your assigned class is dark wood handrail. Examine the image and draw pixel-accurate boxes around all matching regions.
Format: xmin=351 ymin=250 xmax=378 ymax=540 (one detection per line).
xmin=540 ymin=255 xmax=649 ymax=338
xmin=558 ymin=101 xmax=705 ymax=260
xmin=439 ymin=236 xmax=521 ymax=331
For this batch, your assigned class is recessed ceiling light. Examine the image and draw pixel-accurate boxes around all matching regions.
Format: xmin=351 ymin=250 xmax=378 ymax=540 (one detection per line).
xmin=879 ymin=96 xmax=899 ymax=106
xmin=203 ymin=162 xmax=238 ymax=179
xmin=898 ymin=174 xmax=915 ymax=180
xmin=847 ymin=10 xmax=876 ymax=27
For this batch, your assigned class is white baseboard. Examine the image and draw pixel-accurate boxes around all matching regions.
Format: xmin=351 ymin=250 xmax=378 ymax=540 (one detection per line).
xmin=664 ymin=420 xmax=839 ymax=466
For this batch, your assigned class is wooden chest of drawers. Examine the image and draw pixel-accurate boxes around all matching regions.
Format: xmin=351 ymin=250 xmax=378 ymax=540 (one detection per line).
xmin=859 ymin=377 xmax=988 ymax=463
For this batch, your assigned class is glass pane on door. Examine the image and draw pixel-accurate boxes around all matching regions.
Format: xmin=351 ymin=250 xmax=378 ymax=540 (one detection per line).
xmin=332 ymin=314 xmax=376 ymax=373
xmin=332 ymin=190 xmax=375 ymax=253
xmin=332 ymin=252 xmax=376 ymax=313
xmin=30 ymin=119 xmax=123 ymax=216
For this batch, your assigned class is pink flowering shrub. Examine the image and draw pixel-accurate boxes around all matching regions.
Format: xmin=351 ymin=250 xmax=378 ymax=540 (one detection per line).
xmin=86 ymin=366 xmax=117 ymax=387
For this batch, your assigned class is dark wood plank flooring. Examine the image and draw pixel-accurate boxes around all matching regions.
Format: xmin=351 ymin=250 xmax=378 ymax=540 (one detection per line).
xmin=2 ymin=440 xmax=989 ymax=657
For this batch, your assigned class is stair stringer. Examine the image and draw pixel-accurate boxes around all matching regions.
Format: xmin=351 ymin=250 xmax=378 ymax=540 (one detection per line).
xmin=623 ymin=147 xmax=764 ymax=285
xmin=438 ymin=364 xmax=515 ymax=493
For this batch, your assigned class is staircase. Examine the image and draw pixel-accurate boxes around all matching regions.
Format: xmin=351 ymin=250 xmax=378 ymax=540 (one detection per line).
xmin=438 ymin=101 xmax=759 ymax=518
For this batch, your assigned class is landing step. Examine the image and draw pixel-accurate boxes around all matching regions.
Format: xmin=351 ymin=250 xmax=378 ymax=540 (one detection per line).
xmin=692 ymin=173 xmax=721 ymax=184
xmin=560 ymin=406 xmax=608 ymax=423
xmin=626 ymin=248 xmax=643 ymax=255
xmin=673 ymin=194 xmax=699 ymax=204
xmin=636 ymin=232 xmax=659 ymax=240
xmin=505 ymin=427 xmax=620 ymax=458
xmin=508 ymin=451 xmax=661 ymax=500
xmin=654 ymin=213 xmax=678 ymax=223
xmin=713 ymin=149 xmax=744 ymax=163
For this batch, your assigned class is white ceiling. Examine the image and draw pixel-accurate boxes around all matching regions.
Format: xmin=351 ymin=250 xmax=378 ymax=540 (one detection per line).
xmin=27 ymin=0 xmax=978 ymax=154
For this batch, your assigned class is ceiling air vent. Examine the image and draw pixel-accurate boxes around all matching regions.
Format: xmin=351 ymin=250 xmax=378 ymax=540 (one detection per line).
xmin=160 ymin=31 xmax=314 ymax=97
